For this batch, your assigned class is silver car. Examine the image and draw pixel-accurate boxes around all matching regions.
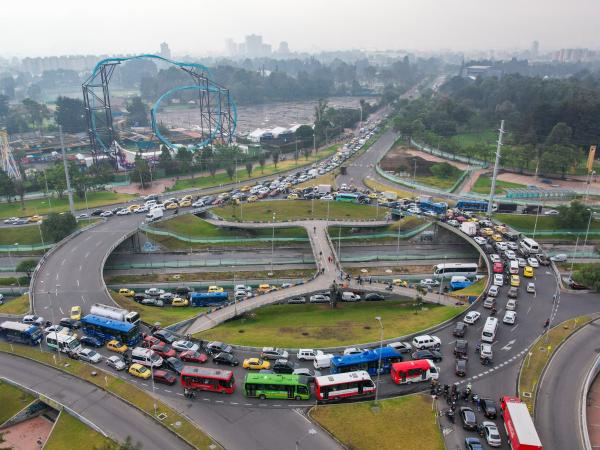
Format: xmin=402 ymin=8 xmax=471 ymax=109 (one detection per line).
xmin=106 ymin=355 xmax=126 ymax=371
xmin=482 ymin=421 xmax=502 ymax=447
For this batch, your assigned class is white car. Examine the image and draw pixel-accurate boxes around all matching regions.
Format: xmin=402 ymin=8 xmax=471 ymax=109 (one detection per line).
xmin=496 ymin=242 xmax=508 ymax=252
xmin=504 ymin=250 xmax=516 ymax=260
xmin=172 ymin=340 xmax=200 ymax=352
xmin=493 ymin=274 xmax=504 ymax=286
xmin=76 ymin=213 xmax=89 ymax=219
xmin=526 ymin=282 xmax=536 ymax=293
xmin=544 ymin=209 xmax=559 ymax=216
xmin=487 ymin=285 xmax=499 ymax=297
xmin=43 ymin=325 xmax=72 ymax=335
xmin=506 ymin=299 xmax=517 ymax=311
xmin=78 ymin=348 xmax=102 ymax=364
xmin=447 ymin=220 xmax=459 ymax=227
xmin=507 ymin=241 xmax=518 ymax=250
xmin=192 ymin=200 xmax=204 ymax=208
xmin=503 ymin=311 xmax=517 ymax=325
xmin=480 ymin=343 xmax=493 ymax=360
xmin=309 ymin=294 xmax=330 ymax=303
xmin=100 ymin=211 xmax=113 ymax=217
xmin=490 ymin=254 xmax=501 ymax=263
xmin=474 ymin=236 xmax=487 ymax=245
xmin=518 ymin=258 xmax=527 ymax=267
xmin=407 ymin=207 xmax=421 ymax=215
xmin=463 ymin=311 xmax=481 ymax=324
xmin=387 ymin=341 xmax=412 ymax=353
xmin=106 ymin=355 xmax=127 ymax=371
xmin=482 ymin=421 xmax=502 ymax=447
xmin=320 ymin=195 xmax=334 ymax=201
xmin=116 ymin=209 xmax=130 ymax=216
xmin=420 ymin=279 xmax=440 ymax=288
xmin=551 ymin=254 xmax=568 ymax=262
xmin=3 ymin=217 xmax=18 ymax=224
xmin=527 ymin=257 xmax=539 ymax=268
xmin=343 ymin=347 xmax=364 ymax=356
xmin=145 ymin=288 xmax=165 ymax=297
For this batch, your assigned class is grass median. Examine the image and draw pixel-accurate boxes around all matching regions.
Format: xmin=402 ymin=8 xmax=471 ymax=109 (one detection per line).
xmin=471 ymin=176 xmax=525 ymax=195
xmin=495 ymin=213 xmax=600 ymax=239
xmin=0 ymin=379 xmax=35 ymax=424
xmin=0 ymin=343 xmax=220 ymax=449
xmin=310 ymin=393 xmax=443 ymax=450
xmin=0 ymin=294 xmax=30 ymax=315
xmin=45 ymin=410 xmax=114 ymax=450
xmin=196 ymin=300 xmax=466 ymax=348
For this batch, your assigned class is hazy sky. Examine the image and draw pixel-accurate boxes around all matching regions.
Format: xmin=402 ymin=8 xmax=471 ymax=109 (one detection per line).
xmin=1 ymin=0 xmax=598 ymax=57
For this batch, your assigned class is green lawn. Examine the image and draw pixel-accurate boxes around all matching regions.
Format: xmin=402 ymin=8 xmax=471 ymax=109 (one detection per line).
xmin=415 ymin=172 xmax=463 ymax=190
xmin=45 ymin=411 xmax=115 ymax=450
xmin=495 ymin=213 xmax=600 ymax=233
xmin=110 ymin=291 xmax=206 ymax=327
xmin=168 ymin=145 xmax=340 ymax=191
xmin=196 ymin=300 xmax=466 ymax=347
xmin=0 ymin=218 xmax=98 ymax=247
xmin=471 ymin=175 xmax=526 ymax=195
xmin=215 ymin=200 xmax=389 ymax=222
xmin=0 ymin=379 xmax=34 ymax=424
xmin=0 ymin=191 xmax=135 ymax=220
xmin=310 ymin=394 xmax=443 ymax=450
xmin=0 ymin=294 xmax=30 ymax=315
xmin=329 ymin=216 xmax=427 ymax=241
xmin=450 ymin=276 xmax=487 ymax=297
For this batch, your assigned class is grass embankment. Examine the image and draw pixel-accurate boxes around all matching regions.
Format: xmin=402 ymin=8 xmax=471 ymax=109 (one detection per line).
xmin=495 ymin=214 xmax=600 ymax=239
xmin=215 ymin=199 xmax=388 ymax=222
xmin=0 ymin=379 xmax=34 ymax=424
xmin=0 ymin=192 xmax=135 ymax=220
xmin=415 ymin=170 xmax=464 ymax=191
xmin=105 ymin=268 xmax=316 ymax=285
xmin=0 ymin=294 xmax=30 ymax=315
xmin=518 ymin=315 xmax=593 ymax=412
xmin=328 ymin=216 xmax=428 ymax=243
xmin=168 ymin=145 xmax=340 ymax=191
xmin=310 ymin=394 xmax=443 ymax=450
xmin=45 ymin=411 xmax=115 ymax=450
xmin=471 ymin=176 xmax=526 ymax=195
xmin=110 ymin=291 xmax=207 ymax=327
xmin=196 ymin=300 xmax=466 ymax=348
xmin=0 ymin=218 xmax=98 ymax=247
xmin=450 ymin=276 xmax=488 ymax=297
xmin=0 ymin=343 xmax=219 ymax=449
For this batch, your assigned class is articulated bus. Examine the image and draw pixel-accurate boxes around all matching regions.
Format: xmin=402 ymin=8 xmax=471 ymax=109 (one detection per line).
xmin=314 ymin=371 xmax=376 ymax=403
xmin=390 ymin=359 xmax=439 ymax=385
xmin=243 ymin=373 xmax=310 ymax=401
xmin=433 ymin=263 xmax=478 ymax=279
xmin=80 ymin=314 xmax=141 ymax=347
xmin=0 ymin=321 xmax=43 ymax=346
xmin=180 ymin=366 xmax=235 ymax=394
xmin=330 ymin=347 xmax=402 ymax=376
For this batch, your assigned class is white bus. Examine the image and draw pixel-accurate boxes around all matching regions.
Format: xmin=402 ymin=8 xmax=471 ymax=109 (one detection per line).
xmin=519 ymin=238 xmax=540 ymax=256
xmin=433 ymin=263 xmax=478 ymax=279
xmin=481 ymin=317 xmax=499 ymax=343
xmin=46 ymin=332 xmax=82 ymax=354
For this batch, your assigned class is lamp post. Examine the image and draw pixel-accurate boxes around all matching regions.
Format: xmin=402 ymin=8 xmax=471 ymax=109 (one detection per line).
xmin=374 ymin=316 xmax=383 ymax=404
xmin=532 ymin=202 xmax=542 ymax=239
xmin=233 ymin=265 xmax=237 ymax=317
xmin=585 ymin=170 xmax=596 ymax=204
xmin=10 ymin=243 xmax=20 ymax=288
xmin=396 ymin=218 xmax=401 ymax=261
xmin=583 ymin=208 xmax=594 ymax=249
xmin=269 ymin=213 xmax=276 ymax=276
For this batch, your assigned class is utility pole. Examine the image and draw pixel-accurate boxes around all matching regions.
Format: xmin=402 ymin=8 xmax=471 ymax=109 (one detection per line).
xmin=59 ymin=125 xmax=75 ymax=216
xmin=487 ymin=120 xmax=505 ymax=217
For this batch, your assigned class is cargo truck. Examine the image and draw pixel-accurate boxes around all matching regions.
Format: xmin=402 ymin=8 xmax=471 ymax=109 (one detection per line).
xmin=500 ymin=396 xmax=543 ymax=450
xmin=460 ymin=221 xmax=478 ymax=237
xmin=90 ymin=303 xmax=140 ymax=324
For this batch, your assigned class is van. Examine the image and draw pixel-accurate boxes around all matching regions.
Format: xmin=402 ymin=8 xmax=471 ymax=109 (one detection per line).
xmin=131 ymin=347 xmax=163 ymax=368
xmin=519 ymin=238 xmax=540 ymax=256
xmin=313 ymin=353 xmax=334 ymax=369
xmin=481 ymin=317 xmax=499 ymax=343
xmin=509 ymin=260 xmax=519 ymax=274
xmin=297 ymin=349 xmax=317 ymax=361
xmin=412 ymin=335 xmax=441 ymax=350
xmin=341 ymin=292 xmax=361 ymax=302
xmin=45 ymin=332 xmax=82 ymax=354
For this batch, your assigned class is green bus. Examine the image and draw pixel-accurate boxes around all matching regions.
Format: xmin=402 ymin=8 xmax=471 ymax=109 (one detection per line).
xmin=243 ymin=373 xmax=311 ymax=401
xmin=335 ymin=193 xmax=359 ymax=203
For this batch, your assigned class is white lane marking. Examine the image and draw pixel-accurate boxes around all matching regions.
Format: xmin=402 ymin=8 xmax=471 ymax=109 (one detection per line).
xmin=61 ymin=259 xmax=66 ymax=266
xmin=81 ymin=295 xmax=86 ymax=304
xmin=164 ymin=390 xmax=172 ymax=393
xmin=511 ymin=324 xmax=519 ymax=333
xmin=77 ymin=279 xmax=80 ymax=287
xmin=55 ymin=273 xmax=59 ymax=280
xmin=527 ymin=306 xmax=532 ymax=315
xmin=84 ymin=252 xmax=90 ymax=258
xmin=175 ymin=393 xmax=184 ymax=396
xmin=79 ymin=265 xmax=82 ymax=272
xmin=59 ymin=307 xmax=64 ymax=315
xmin=501 ymin=339 xmax=516 ymax=351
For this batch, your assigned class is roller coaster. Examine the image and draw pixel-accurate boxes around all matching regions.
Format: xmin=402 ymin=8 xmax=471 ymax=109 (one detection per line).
xmin=82 ymin=54 xmax=236 ymax=164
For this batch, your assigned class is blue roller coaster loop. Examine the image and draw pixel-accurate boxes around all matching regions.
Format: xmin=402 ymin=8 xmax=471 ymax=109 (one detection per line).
xmin=90 ymin=54 xmax=212 ymax=80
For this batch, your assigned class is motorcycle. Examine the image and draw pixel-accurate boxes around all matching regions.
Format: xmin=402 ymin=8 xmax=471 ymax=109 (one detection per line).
xmin=446 ymin=409 xmax=455 ymax=423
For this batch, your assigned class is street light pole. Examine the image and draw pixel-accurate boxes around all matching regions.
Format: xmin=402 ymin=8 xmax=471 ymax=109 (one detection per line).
xmin=583 ymin=208 xmax=594 ymax=250
xmin=585 ymin=170 xmax=596 ymax=204
xmin=269 ymin=213 xmax=276 ymax=276
xmin=374 ymin=316 xmax=383 ymax=404
xmin=396 ymin=219 xmax=401 ymax=261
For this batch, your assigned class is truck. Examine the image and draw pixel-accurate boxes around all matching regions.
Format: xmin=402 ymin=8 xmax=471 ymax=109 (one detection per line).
xmin=90 ymin=303 xmax=140 ymax=324
xmin=500 ymin=396 xmax=543 ymax=450
xmin=497 ymin=202 xmax=518 ymax=213
xmin=146 ymin=207 xmax=163 ymax=222
xmin=460 ymin=221 xmax=478 ymax=237
xmin=315 ymin=184 xmax=332 ymax=195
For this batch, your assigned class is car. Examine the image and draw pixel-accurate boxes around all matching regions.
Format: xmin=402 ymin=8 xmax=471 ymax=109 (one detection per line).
xmin=343 ymin=347 xmax=364 ymax=356
xmin=492 ymin=262 xmax=504 ymax=274
xmin=292 ymin=368 xmax=315 ymax=383
xmin=480 ymin=227 xmax=493 ymax=236
xmin=206 ymin=341 xmax=232 ymax=355
xmin=491 ymin=233 xmax=503 ymax=242
xmin=59 ymin=318 xmax=80 ymax=329
xmin=523 ymin=266 xmax=534 ymax=278
xmin=76 ymin=213 xmax=89 ymax=220
xmin=116 ymin=209 xmax=130 ymax=216
xmin=107 ymin=340 xmax=128 ymax=353
xmin=152 ymin=370 xmax=177 ymax=385
xmin=179 ymin=350 xmax=208 ymax=364
xmin=527 ymin=257 xmax=539 ymax=268
xmin=503 ymin=310 xmax=517 ymax=325
xmin=508 ymin=287 xmax=518 ymax=299
xmin=506 ymin=241 xmax=518 ymax=250
xmin=480 ymin=343 xmax=493 ymax=361
xmin=145 ymin=288 xmax=165 ymax=297
xmin=320 ymin=195 xmax=334 ymax=201
xmin=537 ymin=254 xmax=551 ymax=266
xmin=482 ymin=421 xmax=502 ymax=447
xmin=106 ymin=355 xmax=127 ymax=370
xmin=474 ymin=236 xmax=487 ymax=245
xmin=28 ymin=215 xmax=43 ymax=223
xmin=551 ymin=253 xmax=568 ymax=262
xmin=287 ymin=296 xmax=306 ymax=304
xmin=453 ymin=339 xmax=469 ymax=358
xmin=207 ymin=285 xmax=224 ymax=293
xmin=78 ymin=348 xmax=102 ymax=363
xmin=171 ymin=297 xmax=189 ymax=307
xmin=243 ymin=357 xmax=271 ymax=370
xmin=79 ymin=335 xmax=102 ymax=348
xmin=463 ymin=311 xmax=481 ymax=324
xmin=504 ymin=249 xmax=516 ymax=260
xmin=44 ymin=325 xmax=73 ymax=336
xmin=70 ymin=305 xmax=82 ymax=320
xmin=487 ymin=285 xmax=499 ymax=297
xmin=261 ymin=347 xmax=289 ymax=360
xmin=419 ymin=278 xmax=440 ymax=288
xmin=365 ymin=292 xmax=385 ymax=301
xmin=411 ymin=349 xmax=442 ymax=362
xmin=495 ymin=241 xmax=508 ymax=252
xmin=23 ymin=315 xmax=45 ymax=326
xmin=3 ymin=217 xmax=18 ymax=224
xmin=459 ymin=406 xmax=478 ymax=430
xmin=527 ymin=282 xmax=536 ymax=293
xmin=453 ymin=321 xmax=467 ymax=337
xmin=272 ymin=359 xmax=295 ymax=374
xmin=465 ymin=437 xmax=484 ymax=450
xmin=412 ymin=334 xmax=441 ymax=350
xmin=172 ymin=340 xmax=200 ymax=353
xmin=387 ymin=341 xmax=412 ymax=353
xmin=118 ymin=288 xmax=135 ymax=297
xmin=506 ymin=299 xmax=517 ymax=311
xmin=493 ymin=274 xmax=504 ymax=286
xmin=150 ymin=342 xmax=177 ymax=359
xmin=518 ymin=257 xmax=527 ymax=267
xmin=100 ymin=211 xmax=113 ymax=217
xmin=392 ymin=279 xmax=408 ymax=287
xmin=213 ymin=352 xmax=239 ymax=366
xmin=455 ymin=358 xmax=467 ymax=377
xmin=309 ymin=294 xmax=329 ymax=303
xmin=159 ymin=292 xmax=175 ymax=302
xmin=489 ymin=254 xmax=501 ymax=263
xmin=510 ymin=274 xmax=520 ymax=286
xmin=480 ymin=398 xmax=498 ymax=419
xmin=128 ymin=363 xmax=151 ymax=379
xmin=544 ymin=209 xmax=559 ymax=215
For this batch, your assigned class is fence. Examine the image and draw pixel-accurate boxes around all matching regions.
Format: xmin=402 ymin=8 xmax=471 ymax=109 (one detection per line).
xmin=410 ymin=138 xmax=489 ymax=168
xmin=140 ymin=225 xmax=310 ymax=244
xmin=105 ymin=257 xmax=316 ymax=270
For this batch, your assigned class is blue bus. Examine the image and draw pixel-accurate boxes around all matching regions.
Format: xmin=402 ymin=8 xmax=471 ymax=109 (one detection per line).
xmin=418 ymin=200 xmax=448 ymax=215
xmin=456 ymin=199 xmax=488 ymax=212
xmin=330 ymin=348 xmax=402 ymax=376
xmin=0 ymin=321 xmax=43 ymax=346
xmin=80 ymin=314 xmax=140 ymax=346
xmin=190 ymin=292 xmax=229 ymax=307
xmin=335 ymin=193 xmax=359 ymax=203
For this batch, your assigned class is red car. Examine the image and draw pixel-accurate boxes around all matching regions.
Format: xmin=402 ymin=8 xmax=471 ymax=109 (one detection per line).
xmin=179 ymin=350 xmax=208 ymax=363
xmin=152 ymin=369 xmax=177 ymax=385
xmin=141 ymin=335 xmax=161 ymax=348
xmin=493 ymin=262 xmax=504 ymax=274
xmin=151 ymin=342 xmax=177 ymax=359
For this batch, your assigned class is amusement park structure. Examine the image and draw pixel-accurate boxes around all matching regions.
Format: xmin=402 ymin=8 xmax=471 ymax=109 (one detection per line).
xmin=82 ymin=54 xmax=236 ymax=165
xmin=0 ymin=131 xmax=22 ymax=180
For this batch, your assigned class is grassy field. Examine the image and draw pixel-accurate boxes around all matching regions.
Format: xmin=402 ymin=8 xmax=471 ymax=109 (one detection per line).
xmin=110 ymin=291 xmax=206 ymax=327
xmin=0 ymin=218 xmax=98 ymax=247
xmin=415 ymin=172 xmax=463 ymax=190
xmin=0 ymin=191 xmax=135 ymax=220
xmin=168 ymin=145 xmax=340 ymax=191
xmin=329 ymin=216 xmax=427 ymax=238
xmin=0 ymin=379 xmax=34 ymax=424
xmin=519 ymin=315 xmax=592 ymax=412
xmin=0 ymin=294 xmax=30 ymax=315
xmin=310 ymin=394 xmax=443 ymax=450
xmin=215 ymin=199 xmax=388 ymax=222
xmin=196 ymin=300 xmax=466 ymax=347
xmin=471 ymin=175 xmax=526 ymax=195
xmin=45 ymin=411 xmax=114 ymax=450
xmin=495 ymin=213 xmax=600 ymax=233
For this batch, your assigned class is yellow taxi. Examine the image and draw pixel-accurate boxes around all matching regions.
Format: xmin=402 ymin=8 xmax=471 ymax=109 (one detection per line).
xmin=107 ymin=340 xmax=128 ymax=354
xmin=172 ymin=297 xmax=189 ymax=307
xmin=368 ymin=192 xmax=379 ymax=199
xmin=70 ymin=306 xmax=81 ymax=320
xmin=510 ymin=274 xmax=521 ymax=287
xmin=207 ymin=285 xmax=224 ymax=293
xmin=287 ymin=193 xmax=299 ymax=200
xmin=118 ymin=288 xmax=135 ymax=297
xmin=240 ymin=185 xmax=252 ymax=192
xmin=523 ymin=266 xmax=534 ymax=278
xmin=28 ymin=215 xmax=43 ymax=223
xmin=492 ymin=234 xmax=503 ymax=242
xmin=247 ymin=195 xmax=258 ymax=203
xmin=181 ymin=195 xmax=192 ymax=202
xmin=128 ymin=204 xmax=141 ymax=213
xmin=243 ymin=358 xmax=270 ymax=370
xmin=257 ymin=284 xmax=271 ymax=294
xmin=128 ymin=363 xmax=151 ymax=380
xmin=179 ymin=200 xmax=192 ymax=208
xmin=495 ymin=225 xmax=508 ymax=234
xmin=481 ymin=228 xmax=494 ymax=236
xmin=166 ymin=202 xmax=178 ymax=210
xmin=393 ymin=279 xmax=408 ymax=287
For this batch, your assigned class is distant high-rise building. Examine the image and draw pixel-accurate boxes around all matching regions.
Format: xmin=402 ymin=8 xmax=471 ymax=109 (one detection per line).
xmin=278 ymin=41 xmax=290 ymax=55
xmin=160 ymin=42 xmax=171 ymax=59
xmin=245 ymin=34 xmax=264 ymax=57
xmin=531 ymin=40 xmax=539 ymax=57
xmin=225 ymin=38 xmax=237 ymax=56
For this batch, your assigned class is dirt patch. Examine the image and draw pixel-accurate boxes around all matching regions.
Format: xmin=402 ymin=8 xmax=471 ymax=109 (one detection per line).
xmin=404 ymin=149 xmax=470 ymax=170
xmin=380 ymin=145 xmax=466 ymax=175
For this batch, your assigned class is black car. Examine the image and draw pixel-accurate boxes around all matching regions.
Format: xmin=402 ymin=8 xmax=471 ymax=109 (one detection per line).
xmin=206 ymin=341 xmax=233 ymax=355
xmin=164 ymin=356 xmax=184 ymax=374
xmin=59 ymin=318 xmax=81 ymax=330
xmin=175 ymin=286 xmax=191 ymax=297
xmin=479 ymin=398 xmax=498 ymax=419
xmin=80 ymin=336 xmax=103 ymax=348
xmin=365 ymin=293 xmax=385 ymax=301
xmin=465 ymin=437 xmax=484 ymax=450
xmin=452 ymin=321 xmax=467 ymax=337
xmin=91 ymin=209 xmax=104 ymax=216
xmin=272 ymin=359 xmax=294 ymax=374
xmin=459 ymin=406 xmax=478 ymax=431
xmin=133 ymin=293 xmax=147 ymax=303
xmin=455 ymin=358 xmax=467 ymax=377
xmin=454 ymin=340 xmax=469 ymax=358
xmin=411 ymin=349 xmax=442 ymax=362
xmin=213 ymin=352 xmax=239 ymax=367
xmin=153 ymin=329 xmax=178 ymax=345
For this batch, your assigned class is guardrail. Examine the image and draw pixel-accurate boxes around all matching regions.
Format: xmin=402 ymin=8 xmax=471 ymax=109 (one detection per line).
xmin=581 ymin=350 xmax=600 ymax=450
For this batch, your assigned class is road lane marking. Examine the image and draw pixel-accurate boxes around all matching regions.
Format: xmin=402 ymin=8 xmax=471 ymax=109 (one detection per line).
xmin=61 ymin=259 xmax=66 ymax=266
xmin=59 ymin=307 xmax=64 ymax=315
xmin=501 ymin=340 xmax=516 ymax=351
xmin=511 ymin=324 xmax=519 ymax=333
xmin=79 ymin=265 xmax=82 ymax=272
xmin=81 ymin=295 xmax=86 ymax=304
xmin=77 ymin=279 xmax=79 ymax=287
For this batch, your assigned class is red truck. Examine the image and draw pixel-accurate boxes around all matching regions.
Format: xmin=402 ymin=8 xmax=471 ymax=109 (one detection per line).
xmin=500 ymin=396 xmax=543 ymax=450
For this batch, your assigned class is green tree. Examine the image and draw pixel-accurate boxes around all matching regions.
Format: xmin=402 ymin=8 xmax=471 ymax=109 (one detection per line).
xmin=556 ymin=200 xmax=591 ymax=229
xmin=429 ymin=162 xmax=457 ymax=178
xmin=158 ymin=147 xmax=176 ymax=174
xmin=40 ymin=212 xmax=76 ymax=243
xmin=131 ymin=155 xmax=151 ymax=189
xmin=16 ymin=259 xmax=37 ymax=278
xmin=175 ymin=147 xmax=194 ymax=178
xmin=225 ymin=164 xmax=235 ymax=180
xmin=0 ymin=169 xmax=15 ymax=201
xmin=22 ymin=98 xmax=49 ymax=129
xmin=126 ymin=96 xmax=149 ymax=127
xmin=271 ymin=150 xmax=280 ymax=168
xmin=258 ymin=154 xmax=266 ymax=173
xmin=245 ymin=161 xmax=253 ymax=177
xmin=54 ymin=96 xmax=86 ymax=133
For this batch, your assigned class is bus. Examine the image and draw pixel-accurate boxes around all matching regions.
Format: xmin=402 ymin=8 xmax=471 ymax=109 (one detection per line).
xmin=189 ymin=292 xmax=229 ymax=307
xmin=243 ymin=373 xmax=310 ymax=401
xmin=80 ymin=314 xmax=141 ymax=347
xmin=335 ymin=193 xmax=359 ymax=203
xmin=0 ymin=321 xmax=43 ymax=346
xmin=330 ymin=347 xmax=402 ymax=376
xmin=390 ymin=359 xmax=439 ymax=385
xmin=457 ymin=199 xmax=488 ymax=212
xmin=46 ymin=332 xmax=82 ymax=354
xmin=314 ymin=371 xmax=376 ymax=403
xmin=418 ymin=200 xmax=448 ymax=215
xmin=433 ymin=263 xmax=478 ymax=279
xmin=180 ymin=366 xmax=235 ymax=395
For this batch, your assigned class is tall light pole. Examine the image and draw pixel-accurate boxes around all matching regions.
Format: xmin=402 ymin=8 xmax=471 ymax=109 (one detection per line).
xmin=396 ymin=219 xmax=402 ymax=261
xmin=59 ymin=125 xmax=75 ymax=216
xmin=269 ymin=213 xmax=276 ymax=276
xmin=569 ymin=234 xmax=580 ymax=281
xmin=12 ymin=243 xmax=20 ymax=288
xmin=374 ymin=316 xmax=383 ymax=405
xmin=585 ymin=170 xmax=596 ymax=204
xmin=532 ymin=202 xmax=542 ymax=239
xmin=583 ymin=208 xmax=594 ymax=250
xmin=487 ymin=120 xmax=505 ymax=217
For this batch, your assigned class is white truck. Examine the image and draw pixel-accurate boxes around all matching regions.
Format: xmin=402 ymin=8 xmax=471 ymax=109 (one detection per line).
xmin=90 ymin=303 xmax=140 ymax=324
xmin=460 ymin=221 xmax=477 ymax=237
xmin=315 ymin=184 xmax=332 ymax=195
xmin=146 ymin=207 xmax=163 ymax=222
xmin=382 ymin=191 xmax=398 ymax=201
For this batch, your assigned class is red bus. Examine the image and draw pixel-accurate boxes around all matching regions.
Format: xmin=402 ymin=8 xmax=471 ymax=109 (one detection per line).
xmin=314 ymin=370 xmax=375 ymax=403
xmin=500 ymin=396 xmax=542 ymax=450
xmin=390 ymin=359 xmax=439 ymax=385
xmin=180 ymin=366 xmax=235 ymax=394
